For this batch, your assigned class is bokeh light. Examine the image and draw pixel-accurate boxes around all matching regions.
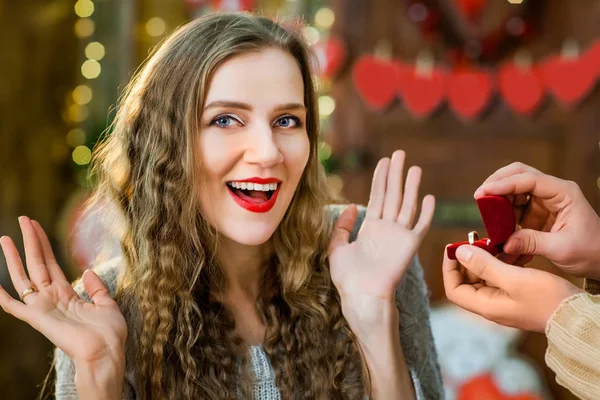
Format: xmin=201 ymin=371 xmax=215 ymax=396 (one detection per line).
xmin=81 ymin=60 xmax=101 ymax=79
xmin=74 ymin=0 xmax=95 ymax=18
xmin=85 ymin=42 xmax=105 ymax=60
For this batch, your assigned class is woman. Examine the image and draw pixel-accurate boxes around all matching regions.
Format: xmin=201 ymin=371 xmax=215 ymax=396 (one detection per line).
xmin=0 ymin=13 xmax=442 ymax=399
xmin=443 ymin=162 xmax=600 ymax=399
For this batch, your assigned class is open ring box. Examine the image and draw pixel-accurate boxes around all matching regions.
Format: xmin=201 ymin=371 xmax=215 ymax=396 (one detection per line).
xmin=446 ymin=195 xmax=516 ymax=260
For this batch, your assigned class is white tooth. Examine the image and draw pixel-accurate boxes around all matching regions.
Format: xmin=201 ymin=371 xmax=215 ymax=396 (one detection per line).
xmin=262 ymin=185 xmax=270 ymax=192
xmin=254 ymin=183 xmax=263 ymax=191
xmin=246 ymin=183 xmax=254 ymax=190
xmin=240 ymin=182 xmax=247 ymax=190
xmin=270 ymin=183 xmax=277 ymax=190
xmin=231 ymin=182 xmax=238 ymax=189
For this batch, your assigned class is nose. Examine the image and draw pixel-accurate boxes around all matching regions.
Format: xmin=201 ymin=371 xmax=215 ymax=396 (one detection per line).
xmin=243 ymin=123 xmax=284 ymax=168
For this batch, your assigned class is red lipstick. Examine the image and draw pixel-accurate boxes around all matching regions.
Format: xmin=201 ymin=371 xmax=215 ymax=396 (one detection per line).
xmin=227 ymin=177 xmax=282 ymax=213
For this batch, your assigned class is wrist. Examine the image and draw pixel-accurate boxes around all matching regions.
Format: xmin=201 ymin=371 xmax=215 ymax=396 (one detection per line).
xmin=74 ymin=358 xmax=125 ymax=400
xmin=340 ymin=295 xmax=399 ymax=339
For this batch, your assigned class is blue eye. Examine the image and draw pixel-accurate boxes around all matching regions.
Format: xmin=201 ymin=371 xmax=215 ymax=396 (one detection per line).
xmin=211 ymin=115 xmax=242 ymax=128
xmin=274 ymin=116 xmax=301 ymax=128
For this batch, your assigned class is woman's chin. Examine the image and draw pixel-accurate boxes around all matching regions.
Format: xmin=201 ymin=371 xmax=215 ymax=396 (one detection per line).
xmin=220 ymin=226 xmax=277 ymax=247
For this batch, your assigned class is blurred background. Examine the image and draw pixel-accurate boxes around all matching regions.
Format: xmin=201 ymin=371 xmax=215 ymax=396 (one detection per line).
xmin=1 ymin=0 xmax=600 ymax=399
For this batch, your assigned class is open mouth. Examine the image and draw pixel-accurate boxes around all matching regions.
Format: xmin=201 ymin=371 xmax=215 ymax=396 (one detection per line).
xmin=226 ymin=180 xmax=281 ymax=213
xmin=226 ymin=181 xmax=278 ymax=203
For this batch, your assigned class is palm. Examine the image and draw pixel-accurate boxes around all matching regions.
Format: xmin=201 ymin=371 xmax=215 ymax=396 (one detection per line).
xmin=0 ymin=217 xmax=127 ymax=367
xmin=328 ymin=151 xmax=435 ymax=300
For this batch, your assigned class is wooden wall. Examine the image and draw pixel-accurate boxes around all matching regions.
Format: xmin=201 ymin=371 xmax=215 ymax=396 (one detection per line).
xmin=329 ymin=1 xmax=600 ymax=399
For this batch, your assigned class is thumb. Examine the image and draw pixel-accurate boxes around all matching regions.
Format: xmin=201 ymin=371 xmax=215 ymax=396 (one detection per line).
xmin=82 ymin=269 xmax=114 ymax=306
xmin=455 ymin=245 xmax=523 ymax=290
xmin=503 ymin=229 xmax=555 ymax=258
xmin=328 ymin=204 xmax=358 ymax=253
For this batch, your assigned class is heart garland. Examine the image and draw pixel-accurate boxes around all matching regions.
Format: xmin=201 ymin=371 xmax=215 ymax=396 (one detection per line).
xmin=497 ymin=63 xmax=544 ymax=115
xmin=397 ymin=63 xmax=446 ymax=118
xmin=447 ymin=69 xmax=493 ymax=120
xmin=332 ymin=38 xmax=600 ymax=119
xmin=352 ymin=55 xmax=403 ymax=110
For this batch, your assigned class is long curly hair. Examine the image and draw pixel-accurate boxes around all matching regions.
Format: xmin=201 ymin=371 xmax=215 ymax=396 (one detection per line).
xmin=89 ymin=12 xmax=366 ymax=399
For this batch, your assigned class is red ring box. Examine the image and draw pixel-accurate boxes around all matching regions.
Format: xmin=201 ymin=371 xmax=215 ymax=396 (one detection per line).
xmin=446 ymin=195 xmax=516 ymax=260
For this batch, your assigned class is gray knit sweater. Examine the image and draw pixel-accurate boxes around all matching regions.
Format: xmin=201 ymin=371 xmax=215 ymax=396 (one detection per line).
xmin=54 ymin=205 xmax=443 ymax=399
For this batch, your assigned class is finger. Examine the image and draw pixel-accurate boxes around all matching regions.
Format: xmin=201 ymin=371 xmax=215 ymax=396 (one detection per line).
xmin=442 ymin=248 xmax=479 ymax=304
xmin=475 ymin=162 xmax=540 ymax=197
xmin=31 ymin=220 xmax=67 ymax=283
xmin=475 ymin=172 xmax=567 ymax=207
xmin=442 ymin=246 xmax=466 ymax=292
xmin=19 ymin=217 xmax=51 ymax=287
xmin=82 ymin=270 xmax=115 ymax=307
xmin=382 ymin=150 xmax=405 ymax=221
xmin=413 ymin=194 xmax=435 ymax=238
xmin=1 ymin=236 xmax=35 ymax=296
xmin=397 ymin=166 xmax=422 ymax=228
xmin=328 ymin=204 xmax=359 ymax=253
xmin=503 ymin=228 xmax=556 ymax=258
xmin=455 ymin=245 xmax=522 ymax=290
xmin=0 ymin=283 xmax=37 ymax=324
xmin=366 ymin=158 xmax=390 ymax=220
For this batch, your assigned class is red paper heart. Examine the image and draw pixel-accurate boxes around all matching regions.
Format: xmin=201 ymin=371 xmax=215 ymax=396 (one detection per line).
xmin=352 ymin=56 xmax=401 ymax=110
xmin=498 ymin=63 xmax=544 ymax=115
xmin=584 ymin=39 xmax=600 ymax=78
xmin=398 ymin=65 xmax=446 ymax=118
xmin=458 ymin=374 xmax=540 ymax=400
xmin=313 ymin=37 xmax=347 ymax=79
xmin=541 ymin=55 xmax=597 ymax=106
xmin=447 ymin=69 xmax=493 ymax=120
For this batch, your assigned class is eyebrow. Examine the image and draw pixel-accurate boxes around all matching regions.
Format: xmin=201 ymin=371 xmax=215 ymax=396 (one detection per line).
xmin=203 ymin=101 xmax=306 ymax=112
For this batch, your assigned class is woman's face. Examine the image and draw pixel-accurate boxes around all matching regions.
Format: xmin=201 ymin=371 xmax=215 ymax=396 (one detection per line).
xmin=197 ymin=48 xmax=310 ymax=246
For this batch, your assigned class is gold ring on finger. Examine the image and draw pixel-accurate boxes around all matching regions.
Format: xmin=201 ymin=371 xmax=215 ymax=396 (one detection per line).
xmin=19 ymin=286 xmax=37 ymax=301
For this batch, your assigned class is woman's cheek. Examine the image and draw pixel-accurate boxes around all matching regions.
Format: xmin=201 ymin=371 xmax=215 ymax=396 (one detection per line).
xmin=281 ymin=134 xmax=310 ymax=177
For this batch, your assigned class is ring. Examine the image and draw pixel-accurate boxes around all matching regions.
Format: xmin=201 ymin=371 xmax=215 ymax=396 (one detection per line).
xmin=19 ymin=286 xmax=37 ymax=301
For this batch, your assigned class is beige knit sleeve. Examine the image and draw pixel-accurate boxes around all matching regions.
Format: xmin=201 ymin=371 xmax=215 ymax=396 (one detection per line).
xmin=545 ymin=293 xmax=600 ymax=400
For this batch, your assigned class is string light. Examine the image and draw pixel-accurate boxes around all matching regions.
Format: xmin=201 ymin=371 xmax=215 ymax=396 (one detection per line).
xmin=67 ymin=128 xmax=87 ymax=147
xmin=314 ymin=8 xmax=335 ymax=30
xmin=72 ymin=145 xmax=92 ymax=165
xmin=74 ymin=0 xmax=95 ymax=18
xmin=146 ymin=17 xmax=166 ymax=37
xmin=72 ymin=85 xmax=93 ymax=105
xmin=74 ymin=18 xmax=95 ymax=38
xmin=85 ymin=42 xmax=105 ymax=60
xmin=318 ymin=95 xmax=335 ymax=116
xmin=68 ymin=104 xmax=89 ymax=123
xmin=81 ymin=59 xmax=101 ymax=79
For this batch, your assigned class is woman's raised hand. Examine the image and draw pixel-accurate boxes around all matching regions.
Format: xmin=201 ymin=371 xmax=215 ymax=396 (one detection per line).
xmin=0 ymin=217 xmax=127 ymax=379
